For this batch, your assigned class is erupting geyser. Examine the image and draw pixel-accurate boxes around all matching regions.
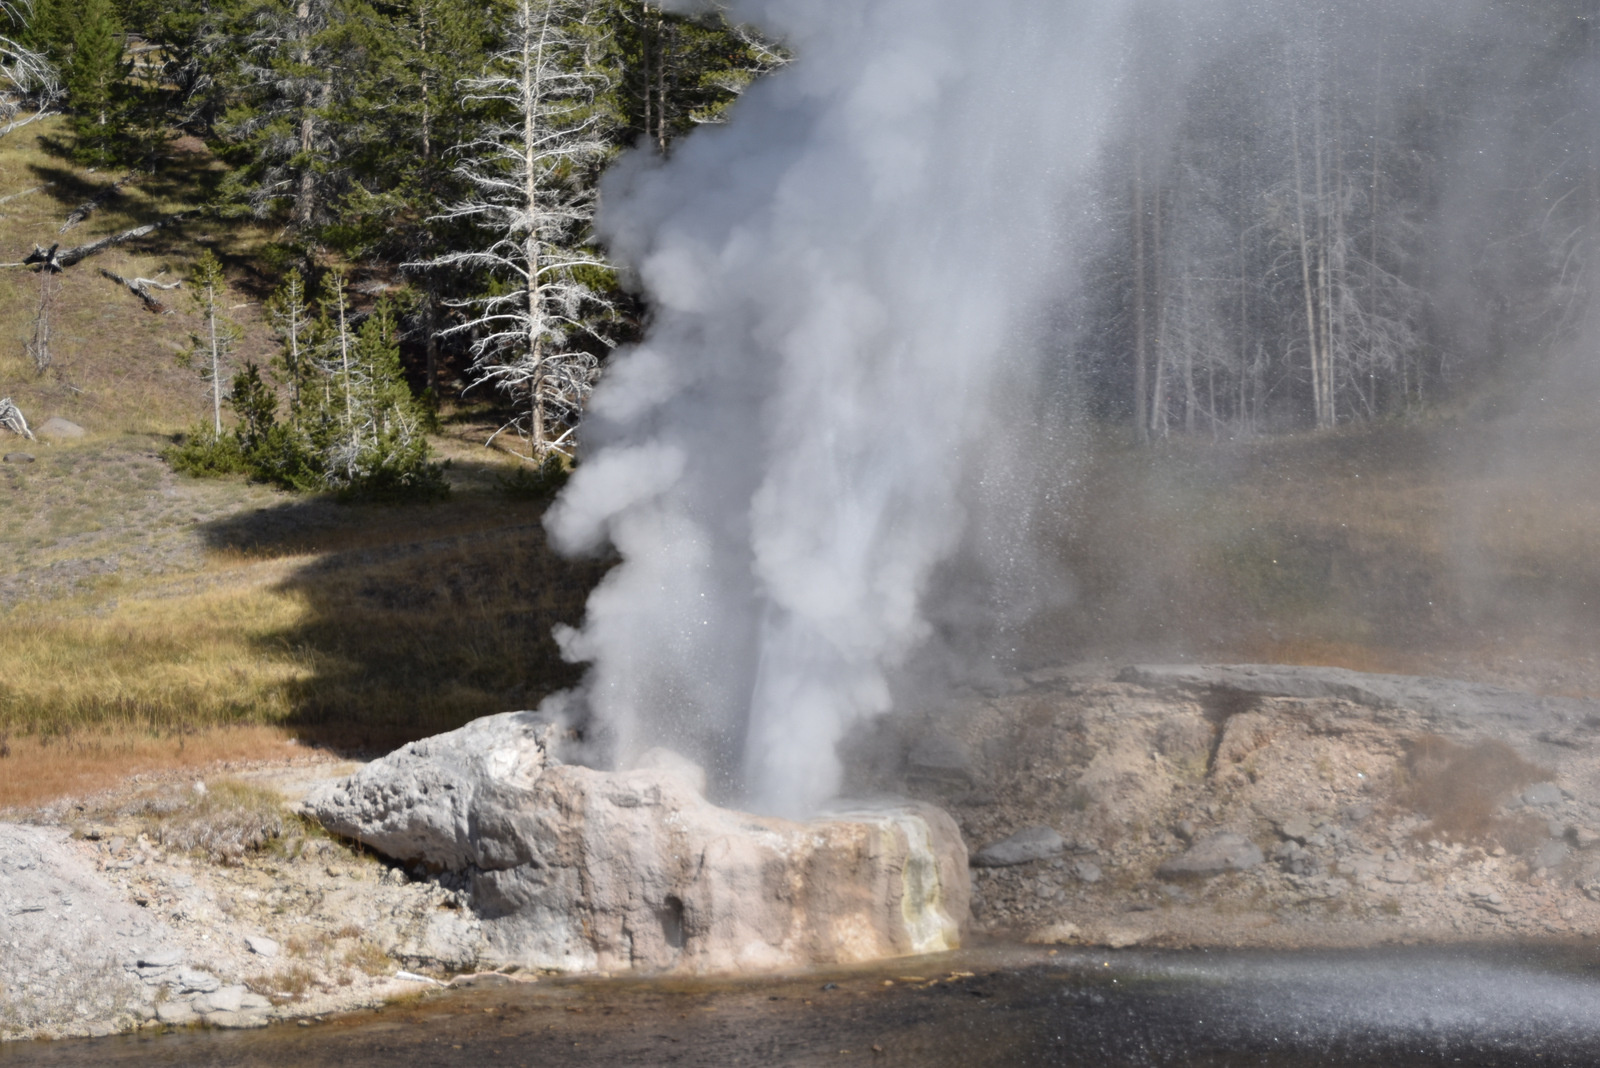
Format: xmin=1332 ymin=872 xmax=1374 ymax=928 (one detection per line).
xmin=546 ymin=0 xmax=1134 ymax=816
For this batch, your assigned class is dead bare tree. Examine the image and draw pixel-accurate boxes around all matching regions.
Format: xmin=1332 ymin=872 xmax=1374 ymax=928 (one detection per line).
xmin=416 ymin=0 xmax=613 ymax=460
xmin=0 ymin=397 xmax=34 ymax=439
xmin=0 ymin=0 xmax=58 ymax=140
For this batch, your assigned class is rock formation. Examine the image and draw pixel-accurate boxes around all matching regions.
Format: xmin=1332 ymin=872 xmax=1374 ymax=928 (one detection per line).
xmin=308 ymin=711 xmax=969 ymax=974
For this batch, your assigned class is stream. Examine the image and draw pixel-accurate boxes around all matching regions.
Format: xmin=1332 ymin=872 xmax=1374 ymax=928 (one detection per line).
xmin=4 ymin=944 xmax=1600 ymax=1066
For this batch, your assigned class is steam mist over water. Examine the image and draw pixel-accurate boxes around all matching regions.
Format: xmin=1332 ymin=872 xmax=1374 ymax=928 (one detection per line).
xmin=547 ymin=0 xmax=1134 ymax=814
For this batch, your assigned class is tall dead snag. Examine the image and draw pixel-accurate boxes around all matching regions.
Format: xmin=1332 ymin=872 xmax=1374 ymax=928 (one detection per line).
xmin=416 ymin=0 xmax=612 ymax=461
xmin=24 ymin=261 xmax=55 ymax=372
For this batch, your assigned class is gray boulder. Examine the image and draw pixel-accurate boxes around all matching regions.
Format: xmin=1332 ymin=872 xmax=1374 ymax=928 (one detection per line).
xmin=36 ymin=416 xmax=85 ymax=440
xmin=971 ymin=826 xmax=1065 ymax=867
xmin=310 ymin=710 xmax=562 ymax=871
xmin=309 ymin=715 xmax=970 ymax=975
xmin=1157 ymin=832 xmax=1264 ymax=877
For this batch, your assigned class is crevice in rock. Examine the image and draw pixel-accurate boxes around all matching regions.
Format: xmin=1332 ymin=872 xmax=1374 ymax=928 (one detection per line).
xmin=1201 ymin=688 xmax=1261 ymax=777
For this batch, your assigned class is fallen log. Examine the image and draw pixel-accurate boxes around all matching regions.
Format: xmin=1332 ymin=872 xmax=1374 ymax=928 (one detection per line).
xmin=98 ymin=267 xmax=181 ymax=313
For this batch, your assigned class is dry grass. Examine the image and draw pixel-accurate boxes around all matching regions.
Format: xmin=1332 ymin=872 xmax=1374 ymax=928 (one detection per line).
xmin=0 ymin=119 xmax=281 ymax=436
xmin=129 ymin=778 xmax=295 ymax=862
xmin=0 ymin=725 xmax=298 ymax=811
xmin=248 ymin=964 xmax=318 ymax=1004
xmin=342 ymin=940 xmax=392 ymax=977
xmin=1037 ymin=401 xmax=1600 ymax=696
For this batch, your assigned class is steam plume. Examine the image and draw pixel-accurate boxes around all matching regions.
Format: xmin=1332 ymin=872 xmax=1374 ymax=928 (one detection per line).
xmin=547 ymin=0 xmax=1130 ymax=815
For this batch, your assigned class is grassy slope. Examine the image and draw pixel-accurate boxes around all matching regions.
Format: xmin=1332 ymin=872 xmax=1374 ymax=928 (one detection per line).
xmin=0 ymin=123 xmax=604 ymax=808
xmin=1035 ymin=378 xmax=1600 ymax=697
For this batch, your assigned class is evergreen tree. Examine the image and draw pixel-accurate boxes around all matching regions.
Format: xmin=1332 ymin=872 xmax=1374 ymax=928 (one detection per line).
xmin=335 ymin=0 xmax=495 ymax=391
xmin=600 ymin=0 xmax=784 ymax=152
xmin=217 ymin=0 xmax=360 ymax=231
xmin=63 ymin=0 xmax=129 ymax=164
xmin=180 ymin=251 xmax=243 ymax=436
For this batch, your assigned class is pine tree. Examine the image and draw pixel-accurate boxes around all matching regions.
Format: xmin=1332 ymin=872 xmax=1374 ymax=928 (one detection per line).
xmin=62 ymin=0 xmax=129 ymax=164
xmin=600 ymin=0 xmax=784 ymax=152
xmin=336 ymin=0 xmax=495 ymax=392
xmin=266 ymin=266 xmax=314 ymax=413
xmin=217 ymin=0 xmax=358 ymax=230
xmin=180 ymin=251 xmax=242 ymax=435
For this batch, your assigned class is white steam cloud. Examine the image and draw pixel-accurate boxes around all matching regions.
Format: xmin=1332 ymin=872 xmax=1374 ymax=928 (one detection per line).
xmin=547 ymin=0 xmax=1131 ymax=815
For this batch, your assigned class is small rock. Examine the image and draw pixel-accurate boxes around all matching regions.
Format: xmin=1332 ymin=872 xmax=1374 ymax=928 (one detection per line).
xmin=137 ymin=948 xmax=183 ymax=968
xmin=239 ymin=993 xmax=273 ymax=1011
xmin=1172 ymin=820 xmax=1196 ymax=843
xmin=907 ymin=735 xmax=973 ymax=776
xmin=207 ymin=986 xmax=246 ymax=1013
xmin=1340 ymin=803 xmax=1373 ymax=826
xmin=1534 ymin=840 xmax=1569 ymax=872
xmin=1271 ymin=840 xmax=1319 ymax=876
xmin=971 ymin=826 xmax=1065 ymax=867
xmin=1099 ymin=927 xmax=1146 ymax=949
xmin=177 ymin=968 xmax=221 ymax=994
xmin=1276 ymin=817 xmax=1315 ymax=844
xmin=207 ymin=1011 xmax=270 ymax=1030
xmin=36 ymin=417 xmax=86 ymax=440
xmin=1524 ymin=783 xmax=1565 ymax=806
xmin=1024 ymin=922 xmax=1082 ymax=945
xmin=245 ymin=935 xmax=279 ymax=958
xmin=155 ymin=1001 xmax=196 ymax=1025
xmin=1157 ymin=833 xmax=1264 ymax=877
xmin=1571 ymin=827 xmax=1600 ymax=850
xmin=1072 ymin=860 xmax=1103 ymax=884
xmin=1382 ymin=862 xmax=1416 ymax=884
xmin=3 ymin=452 xmax=35 ymax=463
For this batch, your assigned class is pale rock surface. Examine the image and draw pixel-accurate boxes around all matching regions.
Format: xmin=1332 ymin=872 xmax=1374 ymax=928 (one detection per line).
xmin=0 ymin=824 xmax=172 ymax=1033
xmin=310 ymin=715 xmax=970 ymax=974
xmin=1157 ymin=833 xmax=1265 ymax=877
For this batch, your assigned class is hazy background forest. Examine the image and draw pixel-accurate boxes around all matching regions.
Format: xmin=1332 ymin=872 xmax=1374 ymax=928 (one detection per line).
xmin=4 ymin=0 xmax=1600 ymax=805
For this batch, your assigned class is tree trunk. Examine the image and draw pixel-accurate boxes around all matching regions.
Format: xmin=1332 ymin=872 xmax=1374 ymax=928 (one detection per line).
xmin=209 ymin=283 xmax=223 ymax=435
xmin=1290 ymin=80 xmax=1323 ymax=431
xmin=1149 ymin=182 xmax=1168 ymax=438
xmin=1132 ymin=148 xmax=1148 ymax=445
xmin=523 ymin=0 xmax=548 ymax=456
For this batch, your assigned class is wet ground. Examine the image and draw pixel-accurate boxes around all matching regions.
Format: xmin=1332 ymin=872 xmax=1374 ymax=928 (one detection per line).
xmin=5 ymin=944 xmax=1600 ymax=1067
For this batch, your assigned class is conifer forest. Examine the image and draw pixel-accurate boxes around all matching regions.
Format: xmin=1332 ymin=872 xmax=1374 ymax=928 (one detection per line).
xmin=4 ymin=0 xmax=1600 ymax=469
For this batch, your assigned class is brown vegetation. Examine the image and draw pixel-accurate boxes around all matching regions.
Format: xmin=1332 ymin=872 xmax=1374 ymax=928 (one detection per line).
xmin=1399 ymin=734 xmax=1549 ymax=846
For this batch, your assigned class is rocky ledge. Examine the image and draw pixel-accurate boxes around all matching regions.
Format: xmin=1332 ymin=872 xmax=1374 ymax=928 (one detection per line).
xmin=850 ymin=663 xmax=1600 ymax=948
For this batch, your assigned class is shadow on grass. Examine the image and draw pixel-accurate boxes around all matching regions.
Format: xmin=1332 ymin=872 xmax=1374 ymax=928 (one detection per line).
xmin=197 ymin=457 xmax=611 ymax=756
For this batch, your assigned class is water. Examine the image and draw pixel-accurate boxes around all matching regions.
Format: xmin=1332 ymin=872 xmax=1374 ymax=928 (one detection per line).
xmin=7 ymin=945 xmax=1600 ymax=1066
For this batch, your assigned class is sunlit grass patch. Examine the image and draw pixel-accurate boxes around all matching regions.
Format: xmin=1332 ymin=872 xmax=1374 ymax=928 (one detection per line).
xmin=0 ymin=724 xmax=299 ymax=811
